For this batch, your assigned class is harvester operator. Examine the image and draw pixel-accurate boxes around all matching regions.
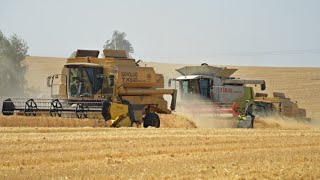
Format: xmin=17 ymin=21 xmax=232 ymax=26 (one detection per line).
xmin=71 ymin=77 xmax=81 ymax=96
xmin=244 ymin=100 xmax=255 ymax=128
xmin=70 ymin=77 xmax=88 ymax=97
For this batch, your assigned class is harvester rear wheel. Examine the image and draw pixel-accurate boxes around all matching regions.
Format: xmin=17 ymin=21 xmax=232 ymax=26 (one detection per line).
xmin=143 ymin=113 xmax=160 ymax=128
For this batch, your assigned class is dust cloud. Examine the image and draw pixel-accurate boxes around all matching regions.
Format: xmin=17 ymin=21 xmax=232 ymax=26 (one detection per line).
xmin=172 ymin=94 xmax=318 ymax=129
xmin=174 ymin=94 xmax=237 ymax=128
xmin=159 ymin=114 xmax=197 ymax=128
xmin=254 ymin=115 xmax=317 ymax=129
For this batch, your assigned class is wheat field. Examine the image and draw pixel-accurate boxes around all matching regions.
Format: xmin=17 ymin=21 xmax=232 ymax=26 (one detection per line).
xmin=0 ymin=56 xmax=319 ymax=178
xmin=0 ymin=126 xmax=319 ymax=179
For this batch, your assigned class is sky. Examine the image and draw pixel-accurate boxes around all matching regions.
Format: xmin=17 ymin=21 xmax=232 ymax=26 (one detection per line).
xmin=1 ymin=0 xmax=320 ymax=67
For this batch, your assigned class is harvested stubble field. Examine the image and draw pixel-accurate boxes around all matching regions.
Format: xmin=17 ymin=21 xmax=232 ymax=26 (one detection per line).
xmin=0 ymin=124 xmax=319 ymax=179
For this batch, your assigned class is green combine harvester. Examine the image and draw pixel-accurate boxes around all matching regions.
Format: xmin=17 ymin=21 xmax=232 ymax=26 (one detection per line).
xmin=169 ymin=63 xmax=266 ymax=128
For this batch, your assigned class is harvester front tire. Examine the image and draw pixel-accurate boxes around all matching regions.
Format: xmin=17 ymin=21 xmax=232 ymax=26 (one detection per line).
xmin=143 ymin=113 xmax=160 ymax=128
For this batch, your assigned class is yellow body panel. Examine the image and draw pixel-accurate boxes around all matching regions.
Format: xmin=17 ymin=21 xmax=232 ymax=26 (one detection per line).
xmin=108 ymin=103 xmax=132 ymax=127
xmin=109 ymin=103 xmax=129 ymax=120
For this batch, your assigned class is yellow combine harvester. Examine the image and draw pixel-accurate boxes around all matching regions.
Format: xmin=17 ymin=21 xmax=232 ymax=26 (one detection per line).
xmin=2 ymin=49 xmax=177 ymax=128
xmin=254 ymin=92 xmax=310 ymax=121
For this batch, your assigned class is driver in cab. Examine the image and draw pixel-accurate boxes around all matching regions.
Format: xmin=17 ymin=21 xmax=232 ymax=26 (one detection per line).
xmin=70 ymin=77 xmax=90 ymax=97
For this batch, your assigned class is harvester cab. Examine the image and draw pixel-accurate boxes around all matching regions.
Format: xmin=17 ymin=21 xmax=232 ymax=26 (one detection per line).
xmin=169 ymin=63 xmax=266 ymax=125
xmin=47 ymin=50 xmax=109 ymax=99
xmin=2 ymin=49 xmax=177 ymax=128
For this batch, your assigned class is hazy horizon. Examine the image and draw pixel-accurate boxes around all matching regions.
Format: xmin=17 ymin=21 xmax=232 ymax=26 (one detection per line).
xmin=1 ymin=0 xmax=320 ymax=67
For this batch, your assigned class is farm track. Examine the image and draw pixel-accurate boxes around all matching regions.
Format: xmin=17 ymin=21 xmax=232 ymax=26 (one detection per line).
xmin=0 ymin=127 xmax=319 ymax=179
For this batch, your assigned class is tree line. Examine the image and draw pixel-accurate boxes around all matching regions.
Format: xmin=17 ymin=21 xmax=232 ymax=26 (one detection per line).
xmin=0 ymin=31 xmax=29 ymax=96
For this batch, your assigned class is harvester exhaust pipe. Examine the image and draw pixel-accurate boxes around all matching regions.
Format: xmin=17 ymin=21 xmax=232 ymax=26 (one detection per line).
xmin=223 ymin=79 xmax=266 ymax=91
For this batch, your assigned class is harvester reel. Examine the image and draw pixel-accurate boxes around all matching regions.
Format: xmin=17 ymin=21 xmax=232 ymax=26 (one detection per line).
xmin=213 ymin=111 xmax=221 ymax=118
xmin=24 ymin=99 xmax=38 ymax=116
xmin=75 ymin=103 xmax=89 ymax=119
xmin=50 ymin=99 xmax=63 ymax=117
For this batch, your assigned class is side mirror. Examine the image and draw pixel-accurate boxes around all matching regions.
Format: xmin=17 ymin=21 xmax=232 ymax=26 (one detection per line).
xmin=47 ymin=76 xmax=52 ymax=87
xmin=135 ymin=60 xmax=141 ymax=66
xmin=109 ymin=75 xmax=115 ymax=87
xmin=261 ymin=81 xmax=266 ymax=91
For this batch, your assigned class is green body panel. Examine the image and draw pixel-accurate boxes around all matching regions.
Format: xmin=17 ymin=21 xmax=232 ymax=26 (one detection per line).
xmin=234 ymin=87 xmax=254 ymax=110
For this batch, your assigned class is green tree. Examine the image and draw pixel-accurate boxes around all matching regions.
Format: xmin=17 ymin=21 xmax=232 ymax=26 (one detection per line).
xmin=0 ymin=31 xmax=29 ymax=96
xmin=103 ymin=30 xmax=134 ymax=55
